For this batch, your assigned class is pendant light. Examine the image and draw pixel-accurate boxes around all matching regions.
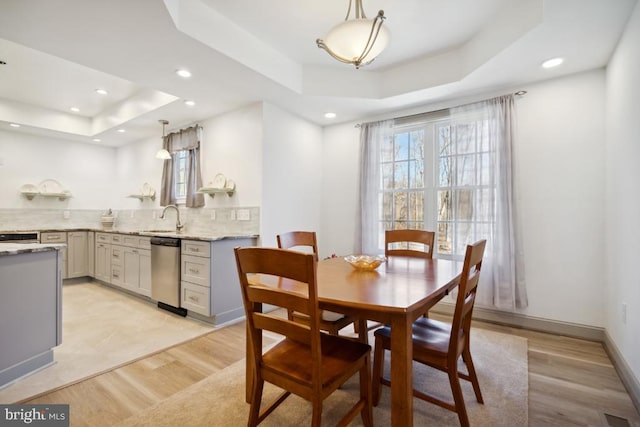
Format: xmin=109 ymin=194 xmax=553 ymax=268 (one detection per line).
xmin=155 ymin=119 xmax=171 ymax=160
xmin=316 ymin=0 xmax=389 ymax=69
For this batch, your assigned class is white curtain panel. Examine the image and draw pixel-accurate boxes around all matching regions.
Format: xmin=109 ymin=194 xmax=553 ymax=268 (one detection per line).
xmin=450 ymin=95 xmax=527 ymax=310
xmin=356 ymin=120 xmax=394 ymax=254
xmin=160 ymin=125 xmax=204 ymax=208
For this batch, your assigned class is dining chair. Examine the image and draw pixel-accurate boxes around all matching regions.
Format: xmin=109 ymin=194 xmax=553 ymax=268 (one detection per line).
xmin=277 ymin=231 xmax=357 ymax=336
xmin=371 ymin=239 xmax=487 ymax=427
xmin=234 ymin=247 xmax=373 ymax=427
xmin=384 ymin=229 xmax=435 ymax=259
xmin=354 ymin=228 xmax=437 ymax=333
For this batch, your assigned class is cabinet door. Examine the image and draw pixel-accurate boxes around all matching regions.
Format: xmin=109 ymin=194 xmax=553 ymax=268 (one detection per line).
xmin=41 ymin=232 xmax=68 ymax=279
xmin=95 ymin=243 xmax=111 ymax=283
xmin=67 ymin=231 xmax=88 ymax=278
xmin=88 ymin=232 xmax=95 ymax=277
xmin=122 ymin=247 xmax=141 ymax=291
xmin=138 ymin=249 xmax=151 ymax=297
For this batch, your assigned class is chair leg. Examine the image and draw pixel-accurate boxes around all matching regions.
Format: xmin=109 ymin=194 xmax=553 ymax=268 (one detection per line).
xmin=248 ymin=377 xmax=264 ymax=427
xmin=311 ymin=397 xmax=322 ymax=427
xmin=462 ymin=348 xmax=483 ymax=403
xmin=359 ymin=356 xmax=374 ymax=427
xmin=371 ymin=335 xmax=386 ymax=406
xmin=447 ymin=366 xmax=470 ymax=427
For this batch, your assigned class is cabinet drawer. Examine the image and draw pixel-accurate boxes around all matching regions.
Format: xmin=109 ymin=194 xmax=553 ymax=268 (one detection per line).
xmin=122 ymin=235 xmax=140 ymax=248
xmin=181 ymin=254 xmax=210 ymax=286
xmin=111 ymin=265 xmax=123 ymax=286
xmin=181 ymin=240 xmax=210 ymax=258
xmin=96 ymin=233 xmax=112 ymax=243
xmin=111 ymin=234 xmax=123 ymax=244
xmin=137 ymin=237 xmax=151 ymax=250
xmin=41 ymin=232 xmax=67 ymax=243
xmin=111 ymin=246 xmax=123 ymax=265
xmin=181 ymin=281 xmax=210 ymax=316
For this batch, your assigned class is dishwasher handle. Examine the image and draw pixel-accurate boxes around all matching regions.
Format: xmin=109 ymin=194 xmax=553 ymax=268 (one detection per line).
xmin=150 ymin=237 xmax=180 ymax=247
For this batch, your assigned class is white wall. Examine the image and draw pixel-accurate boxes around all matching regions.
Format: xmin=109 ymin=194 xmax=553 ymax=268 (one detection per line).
xmin=515 ymin=69 xmax=606 ymax=326
xmin=321 ymin=122 xmax=361 ymax=257
xmin=0 ymin=130 xmax=117 ymax=210
xmin=605 ymin=1 xmax=640 ymax=380
xmin=261 ymin=103 xmax=323 ymax=249
xmin=115 ymin=134 xmax=164 ymax=210
xmin=320 ymin=69 xmax=607 ymax=327
xmin=199 ymin=103 xmax=263 ymax=208
xmin=114 ymin=103 xmax=264 ymax=211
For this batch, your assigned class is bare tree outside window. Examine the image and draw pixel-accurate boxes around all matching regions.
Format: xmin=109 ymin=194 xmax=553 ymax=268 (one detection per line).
xmin=173 ymin=150 xmax=188 ymax=203
xmin=379 ymin=118 xmax=495 ymax=260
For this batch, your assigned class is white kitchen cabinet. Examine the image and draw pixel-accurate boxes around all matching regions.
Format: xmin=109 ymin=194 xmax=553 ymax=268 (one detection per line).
xmin=40 ymin=232 xmax=68 ymax=279
xmin=138 ymin=248 xmax=151 ymax=297
xmin=67 ymin=231 xmax=88 ymax=278
xmin=39 ymin=231 xmax=89 ymax=279
xmin=110 ymin=233 xmax=152 ymax=297
xmin=87 ymin=231 xmax=95 ymax=277
xmin=122 ymin=247 xmax=139 ymax=291
xmin=94 ymin=233 xmax=112 ymax=283
xmin=180 ymin=237 xmax=255 ymax=322
xmin=110 ymin=243 xmax=124 ymax=288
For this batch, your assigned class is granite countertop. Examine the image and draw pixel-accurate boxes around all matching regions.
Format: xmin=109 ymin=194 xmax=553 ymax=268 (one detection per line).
xmin=0 ymin=228 xmax=258 ymax=242
xmin=0 ymin=243 xmax=65 ymax=256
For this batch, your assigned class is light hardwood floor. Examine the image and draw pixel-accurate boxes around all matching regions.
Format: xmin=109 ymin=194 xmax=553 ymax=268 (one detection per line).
xmin=24 ymin=316 xmax=640 ymax=427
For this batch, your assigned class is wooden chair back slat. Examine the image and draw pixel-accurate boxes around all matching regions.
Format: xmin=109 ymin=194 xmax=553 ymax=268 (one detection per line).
xmin=277 ymin=231 xmax=319 ymax=261
xmin=385 ymin=229 xmax=435 ymax=259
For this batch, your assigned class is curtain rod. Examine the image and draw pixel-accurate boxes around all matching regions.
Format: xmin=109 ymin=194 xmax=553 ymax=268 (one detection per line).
xmin=354 ymin=90 xmax=527 ymax=128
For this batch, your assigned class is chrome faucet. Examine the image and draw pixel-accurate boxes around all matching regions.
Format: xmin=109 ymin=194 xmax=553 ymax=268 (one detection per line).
xmin=160 ymin=205 xmax=185 ymax=232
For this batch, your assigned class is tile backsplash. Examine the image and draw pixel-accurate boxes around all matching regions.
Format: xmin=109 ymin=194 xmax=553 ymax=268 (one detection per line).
xmin=0 ymin=207 xmax=260 ymax=235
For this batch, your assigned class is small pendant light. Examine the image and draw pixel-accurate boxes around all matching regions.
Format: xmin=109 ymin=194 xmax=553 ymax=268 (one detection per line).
xmin=155 ymin=119 xmax=171 ymax=160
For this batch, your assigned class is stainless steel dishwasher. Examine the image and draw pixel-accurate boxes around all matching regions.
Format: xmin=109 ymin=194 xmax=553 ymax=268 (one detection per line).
xmin=150 ymin=236 xmax=187 ymax=316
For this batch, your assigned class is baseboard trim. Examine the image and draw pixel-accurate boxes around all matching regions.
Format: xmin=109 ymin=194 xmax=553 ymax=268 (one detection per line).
xmin=431 ymin=302 xmax=605 ymax=342
xmin=433 ymin=303 xmax=640 ymax=414
xmin=603 ymin=331 xmax=640 ymax=414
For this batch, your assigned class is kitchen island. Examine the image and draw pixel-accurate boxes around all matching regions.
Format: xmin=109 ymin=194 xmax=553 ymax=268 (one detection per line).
xmin=0 ymin=243 xmax=63 ymax=388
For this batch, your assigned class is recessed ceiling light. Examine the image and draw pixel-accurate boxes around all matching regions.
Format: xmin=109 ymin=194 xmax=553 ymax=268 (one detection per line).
xmin=184 ymin=100 xmax=196 ymax=107
xmin=117 ymin=129 xmax=125 ymax=133
xmin=9 ymin=123 xmax=20 ymax=128
xmin=542 ymin=57 xmax=564 ymax=69
xmin=176 ymin=69 xmax=192 ymax=78
xmin=92 ymin=138 xmax=101 ymax=142
xmin=324 ymin=112 xmax=337 ymax=119
xmin=95 ymin=88 xmax=108 ymax=95
xmin=70 ymin=107 xmax=80 ymax=113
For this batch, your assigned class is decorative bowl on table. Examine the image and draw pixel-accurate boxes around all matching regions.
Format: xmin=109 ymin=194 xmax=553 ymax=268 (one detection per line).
xmin=344 ymin=255 xmax=386 ymax=271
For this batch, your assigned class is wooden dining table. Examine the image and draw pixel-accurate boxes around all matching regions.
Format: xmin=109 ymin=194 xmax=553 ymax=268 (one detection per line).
xmin=247 ymin=255 xmax=462 ymax=427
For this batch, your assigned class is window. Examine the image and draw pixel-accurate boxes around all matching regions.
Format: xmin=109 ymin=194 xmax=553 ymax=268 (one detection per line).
xmin=173 ymin=150 xmax=188 ymax=204
xmin=378 ymin=116 xmax=495 ymax=260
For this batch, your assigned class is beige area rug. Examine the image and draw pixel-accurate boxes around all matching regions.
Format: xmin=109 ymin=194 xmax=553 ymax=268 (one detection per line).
xmin=0 ymin=282 xmax=214 ymax=404
xmin=116 ymin=328 xmax=528 ymax=426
